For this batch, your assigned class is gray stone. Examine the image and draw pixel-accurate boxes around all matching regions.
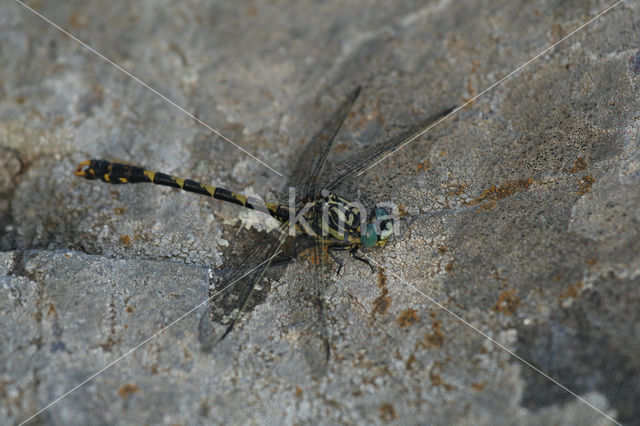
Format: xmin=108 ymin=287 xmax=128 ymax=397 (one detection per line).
xmin=0 ymin=0 xmax=636 ymax=424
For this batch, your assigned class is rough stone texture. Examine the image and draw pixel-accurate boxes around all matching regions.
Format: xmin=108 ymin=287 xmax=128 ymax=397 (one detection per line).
xmin=0 ymin=0 xmax=637 ymax=424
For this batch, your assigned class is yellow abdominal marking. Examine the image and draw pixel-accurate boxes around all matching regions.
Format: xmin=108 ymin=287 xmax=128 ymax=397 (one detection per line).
xmin=203 ymin=184 xmax=216 ymax=196
xmin=234 ymin=194 xmax=248 ymax=206
xmin=172 ymin=177 xmax=185 ymax=188
xmin=143 ymin=170 xmax=156 ymax=181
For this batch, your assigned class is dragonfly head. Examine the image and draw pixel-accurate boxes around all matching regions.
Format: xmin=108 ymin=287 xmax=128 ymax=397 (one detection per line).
xmin=362 ymin=207 xmax=393 ymax=248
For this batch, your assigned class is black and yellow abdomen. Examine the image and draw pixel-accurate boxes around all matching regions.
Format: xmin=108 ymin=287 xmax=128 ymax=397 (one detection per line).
xmin=74 ymin=160 xmax=287 ymax=221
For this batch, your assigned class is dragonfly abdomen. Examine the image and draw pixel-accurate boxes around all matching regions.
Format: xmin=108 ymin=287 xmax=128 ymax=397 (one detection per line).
xmin=75 ymin=159 xmax=284 ymax=219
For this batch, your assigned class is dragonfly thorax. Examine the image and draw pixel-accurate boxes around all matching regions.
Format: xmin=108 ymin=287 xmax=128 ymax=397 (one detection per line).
xmin=294 ymin=193 xmax=393 ymax=248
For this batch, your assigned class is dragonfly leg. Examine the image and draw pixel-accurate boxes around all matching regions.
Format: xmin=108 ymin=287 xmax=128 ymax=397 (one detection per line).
xmin=328 ymin=246 xmax=346 ymax=276
xmin=350 ymin=247 xmax=375 ymax=274
xmin=328 ymin=244 xmax=368 ymax=276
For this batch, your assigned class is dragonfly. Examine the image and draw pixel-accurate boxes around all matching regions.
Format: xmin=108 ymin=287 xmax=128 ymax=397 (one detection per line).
xmin=74 ymin=86 xmax=454 ymax=356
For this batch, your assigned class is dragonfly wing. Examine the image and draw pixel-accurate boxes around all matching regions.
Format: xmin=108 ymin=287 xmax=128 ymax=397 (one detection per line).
xmin=326 ymin=106 xmax=455 ymax=192
xmin=288 ymin=86 xmax=361 ymax=199
xmin=198 ymin=223 xmax=289 ymax=351
xmin=280 ymin=238 xmax=332 ymax=377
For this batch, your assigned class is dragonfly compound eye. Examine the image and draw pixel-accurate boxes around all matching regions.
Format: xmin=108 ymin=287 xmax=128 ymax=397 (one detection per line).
xmin=379 ymin=219 xmax=393 ymax=241
xmin=362 ymin=222 xmax=379 ymax=247
xmin=361 ymin=207 xmax=394 ymax=247
xmin=374 ymin=207 xmax=394 ymax=242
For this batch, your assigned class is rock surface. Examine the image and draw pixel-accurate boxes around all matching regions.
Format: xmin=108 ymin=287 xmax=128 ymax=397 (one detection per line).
xmin=1 ymin=0 xmax=637 ymax=424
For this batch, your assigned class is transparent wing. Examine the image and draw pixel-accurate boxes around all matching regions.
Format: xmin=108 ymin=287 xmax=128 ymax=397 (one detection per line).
xmin=280 ymin=78 xmax=357 ymax=369
xmin=288 ymin=86 xmax=361 ymax=199
xmin=198 ymin=221 xmax=289 ymax=351
xmin=326 ymin=106 xmax=455 ymax=192
xmin=301 ymin=238 xmax=331 ymax=376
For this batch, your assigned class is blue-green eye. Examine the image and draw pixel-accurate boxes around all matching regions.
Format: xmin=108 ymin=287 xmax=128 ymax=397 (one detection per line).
xmin=379 ymin=220 xmax=393 ymax=240
xmin=374 ymin=207 xmax=390 ymax=221
xmin=361 ymin=208 xmax=394 ymax=247
xmin=362 ymin=223 xmax=378 ymax=247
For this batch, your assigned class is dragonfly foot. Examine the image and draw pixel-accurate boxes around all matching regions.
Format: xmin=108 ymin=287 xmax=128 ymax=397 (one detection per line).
xmin=350 ymin=248 xmax=375 ymax=274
